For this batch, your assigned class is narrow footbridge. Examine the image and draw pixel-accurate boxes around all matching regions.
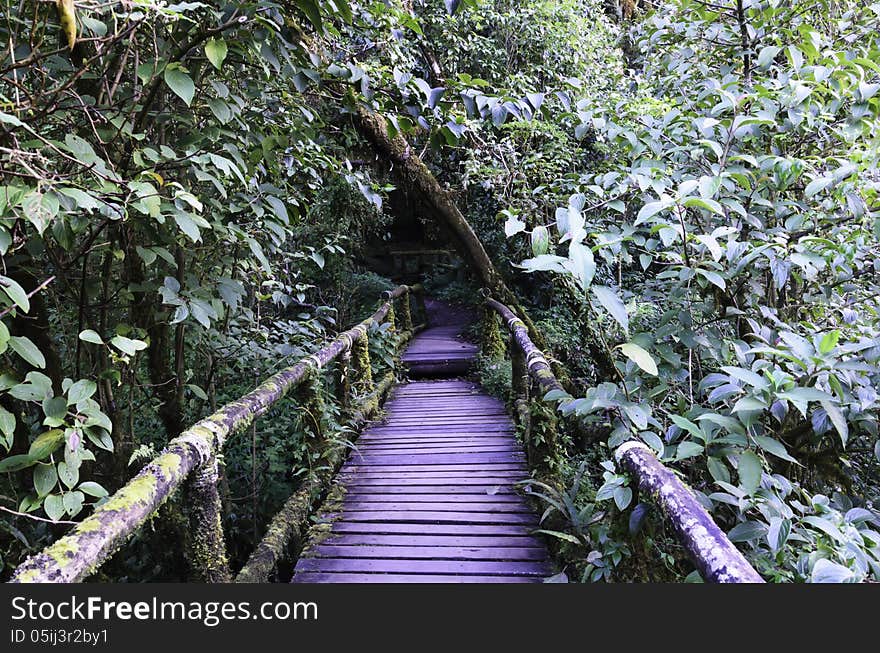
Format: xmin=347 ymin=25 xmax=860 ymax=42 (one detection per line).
xmin=10 ymin=285 xmax=762 ymax=584
xmin=292 ymin=319 xmax=551 ymax=582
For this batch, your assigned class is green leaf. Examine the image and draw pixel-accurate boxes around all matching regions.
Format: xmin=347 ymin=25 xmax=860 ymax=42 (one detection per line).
xmin=565 ymin=241 xmax=596 ymax=292
xmin=811 ymin=559 xmax=854 ymax=583
xmin=728 ymin=521 xmax=766 ymax=543
xmin=737 ymin=450 xmax=762 ymax=495
xmin=8 ymin=336 xmax=45 ymax=369
xmin=757 ymin=45 xmax=781 ymax=68
xmin=754 ymin=436 xmax=799 ymax=464
xmin=164 ymin=65 xmax=195 ymax=106
xmin=0 ymin=275 xmax=30 ymax=312
xmin=63 ymin=490 xmax=84 ymax=517
xmin=67 ymin=379 xmax=97 ymax=404
xmin=613 ymin=486 xmax=633 ymax=510
xmin=670 ymin=415 xmax=705 ymax=442
xmin=0 ymin=454 xmax=37 ymax=473
xmin=534 ymin=529 xmax=582 ymax=545
xmin=818 ymin=330 xmax=839 ymax=354
xmin=805 ymin=176 xmax=832 ymax=198
xmin=78 ymin=481 xmax=108 ymax=498
xmin=33 ymin=463 xmax=57 ymax=497
xmin=28 ymin=429 xmax=65 ymax=460
xmin=618 ymin=342 xmax=658 ymax=375
xmin=42 ymin=396 xmax=68 ymax=420
xmin=0 ymin=405 xmax=15 ymax=444
xmin=591 ymin=285 xmax=628 ymax=332
xmin=295 ymin=0 xmax=323 ymax=30
xmin=174 ymin=212 xmax=201 ymax=242
xmin=57 ymin=460 xmax=79 ymax=489
xmin=110 ymin=336 xmax=148 ymax=357
xmin=697 ymin=269 xmax=726 ymax=290
xmin=78 ymin=329 xmax=104 ymax=345
xmin=205 ymin=37 xmax=228 ymax=70
xmin=675 ymin=441 xmax=704 ymax=460
xmin=682 ymin=196 xmax=724 ymax=215
xmin=43 ymin=494 xmax=65 ymax=521
xmin=820 ymin=400 xmax=848 ymax=447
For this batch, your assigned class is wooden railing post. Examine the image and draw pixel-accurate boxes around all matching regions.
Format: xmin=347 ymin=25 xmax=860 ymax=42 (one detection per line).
xmin=337 ymin=347 xmax=352 ymax=411
xmin=185 ymin=452 xmax=232 ymax=582
xmin=481 ymin=305 xmax=506 ymax=361
xmin=352 ymin=332 xmax=374 ymax=399
xmin=510 ymin=332 xmax=534 ymax=464
xmin=399 ymin=289 xmax=414 ymax=332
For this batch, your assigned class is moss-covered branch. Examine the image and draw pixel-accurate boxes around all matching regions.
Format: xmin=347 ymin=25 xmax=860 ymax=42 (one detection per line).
xmin=10 ymin=288 xmax=412 ymax=583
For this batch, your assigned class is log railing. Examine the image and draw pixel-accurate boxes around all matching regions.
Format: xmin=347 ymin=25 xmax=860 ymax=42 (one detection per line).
xmin=11 ymin=285 xmax=425 ymax=583
xmin=482 ymin=293 xmax=764 ymax=584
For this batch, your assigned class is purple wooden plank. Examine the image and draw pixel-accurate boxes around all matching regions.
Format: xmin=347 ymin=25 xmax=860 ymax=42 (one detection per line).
xmin=332 ymin=511 xmax=537 ymax=525
xmin=294 ymin=558 xmax=551 ymax=576
xmin=355 ymin=444 xmax=522 ymax=456
xmin=329 ymin=522 xmax=535 ymax=536
xmin=310 ymin=545 xmax=547 ymax=561
xmin=339 ymin=469 xmax=527 ymax=478
xmin=342 ymin=501 xmax=532 ymax=513
xmin=366 ymin=425 xmax=514 ymax=433
xmin=292 ymin=573 xmax=539 ymax=583
xmin=348 ymin=455 xmax=526 ymax=466
xmin=339 ymin=467 xmax=527 ymax=476
xmin=339 ymin=486 xmax=517 ymax=494
xmin=343 ymin=493 xmax=523 ymax=503
xmin=322 ymin=534 xmax=541 ymax=547
xmin=358 ymin=435 xmax=516 ymax=443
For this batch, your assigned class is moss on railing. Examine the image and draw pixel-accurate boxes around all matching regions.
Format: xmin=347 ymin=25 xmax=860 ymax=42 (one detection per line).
xmin=11 ymin=286 xmax=423 ymax=584
xmin=483 ymin=293 xmax=764 ymax=584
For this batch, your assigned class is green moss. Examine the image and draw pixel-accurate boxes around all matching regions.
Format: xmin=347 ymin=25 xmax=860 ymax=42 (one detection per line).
xmin=99 ymin=473 xmax=159 ymax=512
xmin=481 ymin=308 xmax=506 ymax=361
xmin=156 ymin=453 xmax=183 ymax=480
xmin=47 ymin=538 xmax=80 ymax=567
xmin=76 ymin=519 xmax=103 ymax=533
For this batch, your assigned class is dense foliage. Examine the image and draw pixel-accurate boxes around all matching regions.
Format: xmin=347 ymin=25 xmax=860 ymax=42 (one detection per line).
xmin=1 ymin=0 xmax=878 ymax=582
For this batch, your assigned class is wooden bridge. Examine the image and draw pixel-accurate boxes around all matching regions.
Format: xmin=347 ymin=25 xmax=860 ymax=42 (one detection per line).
xmin=292 ymin=312 xmax=551 ymax=583
xmin=9 ymin=285 xmax=763 ymax=584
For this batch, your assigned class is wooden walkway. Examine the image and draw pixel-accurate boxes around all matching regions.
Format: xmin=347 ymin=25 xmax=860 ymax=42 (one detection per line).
xmin=292 ymin=314 xmax=552 ymax=583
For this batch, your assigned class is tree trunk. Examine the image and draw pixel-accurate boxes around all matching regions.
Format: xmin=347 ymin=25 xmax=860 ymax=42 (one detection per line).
xmin=351 ymin=106 xmax=555 ymax=356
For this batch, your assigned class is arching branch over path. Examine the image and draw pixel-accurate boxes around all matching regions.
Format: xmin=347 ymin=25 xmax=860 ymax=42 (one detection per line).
xmin=351 ymin=106 xmax=555 ymax=358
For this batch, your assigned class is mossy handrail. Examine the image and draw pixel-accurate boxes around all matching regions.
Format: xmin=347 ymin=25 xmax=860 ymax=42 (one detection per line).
xmin=483 ymin=293 xmax=764 ymax=584
xmin=11 ymin=285 xmax=425 ymax=583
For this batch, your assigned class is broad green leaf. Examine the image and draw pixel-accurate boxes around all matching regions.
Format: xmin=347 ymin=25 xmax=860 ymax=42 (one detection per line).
xmin=738 ymin=450 xmax=762 ymax=495
xmin=0 ymin=275 xmax=30 ymax=312
xmin=591 ymin=285 xmax=628 ymax=332
xmin=819 ymin=330 xmax=839 ymax=354
xmin=43 ymin=494 xmax=65 ymax=521
xmin=78 ymin=329 xmax=104 ymax=345
xmin=683 ymin=196 xmax=724 ymax=215
xmin=78 ymin=481 xmax=108 ymax=498
xmin=164 ymin=65 xmax=195 ymax=106
xmin=67 ymin=379 xmax=97 ymax=404
xmin=566 ymin=241 xmax=596 ymax=292
xmin=820 ymin=400 xmax=848 ymax=447
xmin=205 ymin=37 xmax=228 ymax=70
xmin=0 ymin=454 xmax=37 ymax=473
xmin=28 ymin=429 xmax=65 ymax=460
xmin=33 ymin=463 xmax=57 ymax=497
xmin=110 ymin=336 xmax=148 ymax=357
xmin=670 ymin=415 xmax=705 ymax=442
xmin=9 ymin=336 xmax=46 ymax=369
xmin=57 ymin=460 xmax=79 ymax=489
xmin=697 ymin=269 xmax=726 ymax=290
xmin=754 ymin=436 xmax=799 ymax=464
xmin=619 ymin=342 xmax=658 ymax=375
xmin=811 ymin=559 xmax=854 ymax=583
